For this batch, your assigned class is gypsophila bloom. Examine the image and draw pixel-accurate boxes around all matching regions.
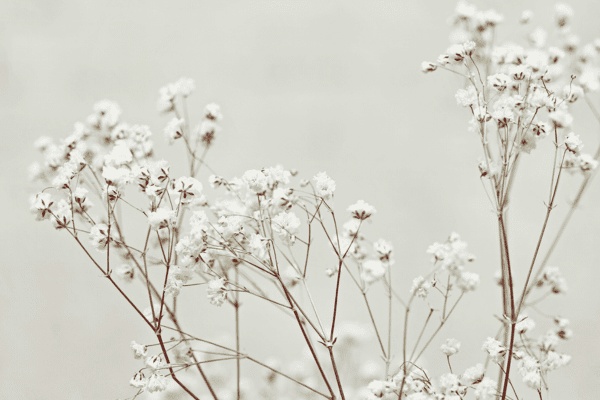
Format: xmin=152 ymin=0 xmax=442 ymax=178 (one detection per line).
xmin=487 ymin=73 xmax=511 ymax=92
xmin=410 ymin=276 xmax=431 ymax=299
xmin=204 ymin=103 xmax=223 ymax=121
xmin=313 ymin=171 xmax=336 ymax=201
xmin=457 ymin=271 xmax=480 ymax=292
xmin=555 ymin=3 xmax=574 ymax=27
xmin=131 ymin=341 xmax=148 ymax=359
xmin=146 ymin=374 xmax=169 ymax=393
xmin=116 ymin=264 xmax=134 ymax=282
xmin=421 ymin=61 xmax=437 ymax=73
xmin=367 ymin=379 xmax=395 ymax=398
xmin=176 ymin=77 xmax=195 ymax=97
xmin=516 ymin=316 xmax=535 ymax=334
xmin=243 ymin=169 xmax=268 ymax=194
xmin=537 ymin=266 xmax=568 ymax=293
xmin=130 ymin=372 xmax=147 ymax=389
xmin=564 ymin=132 xmax=583 ymax=153
xmin=272 ymin=211 xmax=301 ymax=244
xmin=146 ymin=354 xmax=164 ymax=371
xmin=441 ymin=338 xmax=461 ymax=356
xmin=173 ymin=176 xmax=204 ymax=205
xmin=89 ymin=224 xmax=110 ymax=251
xmin=542 ymin=351 xmax=571 ymax=371
xmin=374 ymin=239 xmax=394 ymax=261
xmin=482 ymin=337 xmax=506 ymax=363
xmin=520 ymin=10 xmax=533 ymax=24
xmin=30 ymin=192 xmax=53 ymax=221
xmin=474 ymin=378 xmax=497 ymax=400
xmin=164 ymin=117 xmax=184 ymax=144
xmin=518 ymin=355 xmax=541 ymax=389
xmin=148 ymin=208 xmax=176 ymax=230
xmin=554 ymin=316 xmax=573 ymax=339
xmin=207 ymin=277 xmax=227 ymax=306
xmin=361 ymin=260 xmax=386 ymax=285
xmin=460 ymin=364 xmax=484 ymax=385
xmin=579 ymin=153 xmax=599 ymax=171
xmin=439 ymin=373 xmax=459 ymax=395
xmin=348 ymin=200 xmax=376 ymax=220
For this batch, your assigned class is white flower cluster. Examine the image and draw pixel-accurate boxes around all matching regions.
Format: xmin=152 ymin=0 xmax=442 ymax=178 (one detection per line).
xmin=427 ymin=233 xmax=479 ymax=292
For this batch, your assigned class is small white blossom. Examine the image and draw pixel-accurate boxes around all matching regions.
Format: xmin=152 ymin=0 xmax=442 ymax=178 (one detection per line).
xmin=348 ymin=200 xmax=376 ymax=220
xmin=164 ymin=117 xmax=184 ymax=144
xmin=146 ymin=374 xmax=169 ymax=393
xmin=272 ymin=211 xmax=301 ymax=244
xmin=130 ymin=372 xmax=147 ymax=389
xmin=243 ymin=169 xmax=268 ymax=194
xmin=421 ymin=61 xmax=437 ymax=73
xmin=441 ymin=338 xmax=461 ymax=356
xmin=313 ymin=171 xmax=336 ymax=201
xmin=207 ymin=277 xmax=227 ymax=306
xmin=361 ymin=260 xmax=386 ymax=284
xmin=474 ymin=377 xmax=497 ymax=400
xmin=564 ymin=132 xmax=583 ymax=153
xmin=131 ymin=341 xmax=148 ymax=359
xmin=410 ymin=276 xmax=431 ymax=299
xmin=89 ymin=224 xmax=110 ymax=251
xmin=204 ymin=103 xmax=223 ymax=121
xmin=482 ymin=337 xmax=506 ymax=364
xmin=148 ymin=208 xmax=176 ymax=230
xmin=487 ymin=74 xmax=511 ymax=92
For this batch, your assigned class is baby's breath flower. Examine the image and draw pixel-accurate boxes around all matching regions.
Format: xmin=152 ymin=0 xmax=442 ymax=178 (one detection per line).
xmin=130 ymin=341 xmax=148 ymax=359
xmin=173 ymin=176 xmax=204 ymax=204
xmin=455 ymin=86 xmax=478 ymax=107
xmin=148 ymin=208 xmax=176 ymax=230
xmin=130 ymin=372 xmax=147 ymax=389
xmin=146 ymin=374 xmax=169 ymax=393
xmin=542 ymin=351 xmax=571 ymax=371
xmin=537 ymin=266 xmax=568 ymax=293
xmin=272 ymin=211 xmax=301 ymax=244
xmin=439 ymin=373 xmax=459 ymax=395
xmin=263 ymin=165 xmax=291 ymax=187
xmin=410 ymin=276 xmax=431 ymax=299
xmin=243 ymin=169 xmax=268 ymax=194
xmin=30 ymin=192 xmax=54 ymax=221
xmin=374 ymin=239 xmax=393 ymax=260
xmin=457 ymin=271 xmax=480 ymax=292
xmin=554 ymin=316 xmax=573 ymax=339
xmin=460 ymin=364 xmax=484 ymax=385
xmin=164 ymin=117 xmax=184 ymax=144
xmin=367 ymin=379 xmax=395 ymax=398
xmin=204 ymin=103 xmax=223 ymax=121
xmin=441 ymin=338 xmax=461 ymax=356
xmin=196 ymin=120 xmax=220 ymax=147
xmin=116 ymin=264 xmax=135 ymax=282
xmin=487 ymin=73 xmax=511 ymax=92
xmin=348 ymin=200 xmax=376 ymax=220
xmin=89 ymin=224 xmax=110 ymax=251
xmin=146 ymin=354 xmax=164 ymax=371
xmin=482 ymin=337 xmax=506 ymax=364
xmin=361 ymin=260 xmax=386 ymax=285
xmin=518 ymin=355 xmax=541 ymax=389
xmin=555 ymin=3 xmax=574 ymax=27
xmin=520 ymin=10 xmax=533 ymax=24
xmin=421 ymin=61 xmax=437 ymax=73
xmin=207 ymin=277 xmax=227 ymax=306
xmin=176 ymin=77 xmax=195 ymax=97
xmin=564 ymin=132 xmax=583 ymax=153
xmin=516 ymin=316 xmax=535 ymax=334
xmin=313 ymin=171 xmax=336 ymax=201
xmin=474 ymin=377 xmax=496 ymax=400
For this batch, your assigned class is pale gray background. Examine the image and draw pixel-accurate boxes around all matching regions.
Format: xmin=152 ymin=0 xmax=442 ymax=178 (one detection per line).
xmin=1 ymin=0 xmax=599 ymax=399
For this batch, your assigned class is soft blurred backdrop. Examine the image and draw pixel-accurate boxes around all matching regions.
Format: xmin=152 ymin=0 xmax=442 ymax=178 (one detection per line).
xmin=1 ymin=0 xmax=600 ymax=399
